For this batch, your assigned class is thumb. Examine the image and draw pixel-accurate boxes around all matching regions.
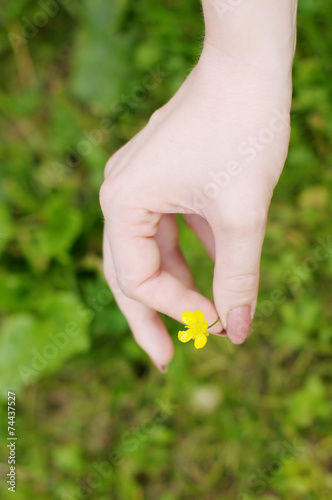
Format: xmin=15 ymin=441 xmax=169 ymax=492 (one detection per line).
xmin=211 ymin=213 xmax=267 ymax=344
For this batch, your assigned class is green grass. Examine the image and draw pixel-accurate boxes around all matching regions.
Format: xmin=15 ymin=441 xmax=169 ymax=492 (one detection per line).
xmin=1 ymin=1 xmax=332 ymax=499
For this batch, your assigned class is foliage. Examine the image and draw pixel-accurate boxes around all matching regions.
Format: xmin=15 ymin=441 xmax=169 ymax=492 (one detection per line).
xmin=0 ymin=0 xmax=332 ymax=499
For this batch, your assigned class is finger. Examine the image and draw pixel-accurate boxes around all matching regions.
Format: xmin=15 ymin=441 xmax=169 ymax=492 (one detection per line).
xmin=103 ymin=208 xmax=222 ymax=335
xmin=156 ymin=214 xmax=196 ymax=290
xmin=103 ymin=232 xmax=174 ymax=371
xmin=157 ymin=214 xmax=226 ymax=337
xmin=183 ymin=214 xmax=216 ymax=261
xmin=209 ymin=209 xmax=267 ymax=344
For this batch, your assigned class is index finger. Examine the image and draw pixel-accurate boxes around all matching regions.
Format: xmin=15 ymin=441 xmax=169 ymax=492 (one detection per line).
xmin=102 ymin=206 xmax=222 ymax=334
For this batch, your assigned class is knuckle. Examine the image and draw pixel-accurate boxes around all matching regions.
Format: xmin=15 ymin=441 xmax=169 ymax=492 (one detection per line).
xmin=99 ymin=177 xmax=122 ymax=216
xmin=118 ymin=280 xmax=137 ymax=299
xmin=103 ymin=262 xmax=139 ymax=298
xmin=222 ymin=273 xmax=259 ymax=296
xmin=147 ymin=108 xmax=163 ymax=127
xmin=99 ymin=181 xmax=110 ymax=214
xmin=117 ymin=268 xmax=141 ymax=298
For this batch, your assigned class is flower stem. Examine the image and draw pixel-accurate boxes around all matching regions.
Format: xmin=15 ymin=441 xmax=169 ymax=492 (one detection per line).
xmin=207 ymin=318 xmax=220 ymax=329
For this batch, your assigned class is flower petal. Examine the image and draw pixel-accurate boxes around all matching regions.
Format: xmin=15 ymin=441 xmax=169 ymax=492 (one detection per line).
xmin=178 ymin=330 xmax=193 ymax=343
xmin=194 ymin=320 xmax=208 ymax=337
xmin=194 ymin=334 xmax=208 ymax=349
xmin=201 ymin=320 xmax=208 ymax=332
xmin=181 ymin=311 xmax=197 ymax=326
xmin=193 ymin=310 xmax=206 ymax=324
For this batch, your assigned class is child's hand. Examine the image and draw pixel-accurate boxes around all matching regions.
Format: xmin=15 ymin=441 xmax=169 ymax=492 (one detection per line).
xmin=99 ymin=45 xmax=292 ymax=370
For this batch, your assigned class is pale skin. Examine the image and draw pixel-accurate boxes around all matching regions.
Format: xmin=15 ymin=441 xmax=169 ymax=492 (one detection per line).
xmin=100 ymin=0 xmax=298 ymax=371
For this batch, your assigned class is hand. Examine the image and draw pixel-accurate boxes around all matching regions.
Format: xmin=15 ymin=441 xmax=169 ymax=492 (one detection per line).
xmin=99 ymin=44 xmax=292 ymax=371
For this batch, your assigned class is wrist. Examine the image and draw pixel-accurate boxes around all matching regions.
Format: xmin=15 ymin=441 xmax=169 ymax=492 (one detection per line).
xmin=195 ymin=43 xmax=293 ymax=109
xmin=201 ymin=0 xmax=297 ymax=77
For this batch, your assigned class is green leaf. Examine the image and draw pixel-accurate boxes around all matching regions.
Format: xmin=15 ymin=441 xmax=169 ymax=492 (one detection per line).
xmin=0 ymin=293 xmax=90 ymax=398
xmin=286 ymin=376 xmax=329 ymax=428
xmin=0 ymin=203 xmax=14 ymax=255
xmin=70 ymin=0 xmax=133 ymax=112
xmin=17 ymin=197 xmax=83 ymax=270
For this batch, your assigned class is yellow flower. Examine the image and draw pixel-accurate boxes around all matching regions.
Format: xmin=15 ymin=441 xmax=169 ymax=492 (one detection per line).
xmin=178 ymin=310 xmax=209 ymax=349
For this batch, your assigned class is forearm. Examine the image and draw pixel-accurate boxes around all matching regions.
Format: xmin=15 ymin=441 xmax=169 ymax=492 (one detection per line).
xmin=201 ymin=0 xmax=298 ymax=76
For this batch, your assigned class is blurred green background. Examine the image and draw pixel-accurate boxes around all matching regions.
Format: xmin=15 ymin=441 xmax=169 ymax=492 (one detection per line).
xmin=1 ymin=0 xmax=332 ymax=499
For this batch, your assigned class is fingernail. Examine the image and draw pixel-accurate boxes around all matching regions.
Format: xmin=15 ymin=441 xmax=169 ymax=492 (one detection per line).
xmin=151 ymin=359 xmax=168 ymax=373
xmin=226 ymin=305 xmax=251 ymax=344
xmin=158 ymin=364 xmax=168 ymax=374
